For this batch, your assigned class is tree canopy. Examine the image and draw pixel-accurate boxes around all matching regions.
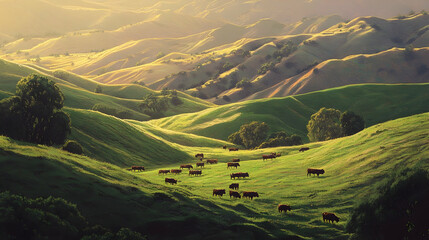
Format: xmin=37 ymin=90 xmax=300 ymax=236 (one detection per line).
xmin=307 ymin=107 xmax=343 ymax=142
xmin=0 ymin=74 xmax=71 ymax=145
xmin=341 ymin=111 xmax=365 ymax=136
xmin=228 ymin=121 xmax=269 ymax=149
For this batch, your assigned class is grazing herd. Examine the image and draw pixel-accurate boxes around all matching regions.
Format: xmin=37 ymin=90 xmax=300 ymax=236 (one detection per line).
xmin=131 ymin=145 xmax=340 ymax=224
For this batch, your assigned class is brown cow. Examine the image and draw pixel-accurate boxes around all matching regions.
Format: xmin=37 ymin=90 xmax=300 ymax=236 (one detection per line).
xmin=195 ymin=153 xmax=204 ymax=158
xmin=232 ymin=158 xmax=240 ymax=162
xmin=229 ymin=190 xmax=241 ymax=199
xmin=131 ymin=166 xmax=145 ymax=171
xmin=262 ymin=154 xmax=276 ymax=161
xmin=171 ymin=169 xmax=182 ymax=174
xmin=165 ymin=178 xmax=177 ymax=185
xmin=307 ymin=168 xmax=325 ymax=176
xmin=299 ymin=147 xmax=310 ymax=152
xmin=322 ymin=212 xmax=340 ymax=223
xmin=227 ymin=162 xmax=240 ymax=169
xmin=180 ymin=164 xmax=193 ymax=170
xmin=189 ymin=170 xmax=202 ymax=176
xmin=196 ymin=162 xmax=205 ymax=168
xmin=242 ymin=191 xmax=259 ymax=200
xmin=229 ymin=147 xmax=239 ymax=151
xmin=206 ymin=159 xmax=218 ymax=164
xmin=223 ymin=145 xmax=227 ymax=149
xmin=278 ymin=204 xmax=291 ymax=213
xmin=229 ymin=183 xmax=239 ymax=190
xmin=158 ymin=169 xmax=170 ymax=174
xmin=213 ymin=189 xmax=226 ymax=197
xmin=230 ymin=172 xmax=249 ymax=179
xmin=271 ymin=152 xmax=281 ymax=157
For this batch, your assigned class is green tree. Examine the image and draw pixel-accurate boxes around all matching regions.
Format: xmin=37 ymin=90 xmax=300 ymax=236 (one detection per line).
xmin=94 ymin=84 xmax=102 ymax=93
xmin=62 ymin=140 xmax=84 ymax=155
xmin=307 ymin=107 xmax=343 ymax=141
xmin=11 ymin=74 xmax=71 ymax=145
xmin=346 ymin=168 xmax=429 ymax=240
xmin=228 ymin=121 xmax=269 ymax=149
xmin=341 ymin=111 xmax=365 ymax=136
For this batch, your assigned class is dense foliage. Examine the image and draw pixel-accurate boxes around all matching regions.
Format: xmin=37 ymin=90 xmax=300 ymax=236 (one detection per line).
xmin=341 ymin=111 xmax=365 ymax=136
xmin=0 ymin=74 xmax=71 ymax=145
xmin=307 ymin=107 xmax=343 ymax=141
xmin=228 ymin=121 xmax=269 ymax=149
xmin=307 ymin=108 xmax=366 ymax=141
xmin=62 ymin=140 xmax=84 ymax=155
xmin=258 ymin=131 xmax=302 ymax=148
xmin=0 ymin=192 xmax=146 ymax=240
xmin=92 ymin=104 xmax=133 ymax=119
xmin=347 ymin=168 xmax=429 ymax=240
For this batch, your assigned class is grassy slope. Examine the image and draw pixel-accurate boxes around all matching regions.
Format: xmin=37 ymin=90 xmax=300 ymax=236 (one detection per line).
xmin=150 ymin=83 xmax=429 ymax=141
xmin=0 ymin=59 xmax=214 ymax=120
xmin=1 ymin=112 xmax=427 ymax=239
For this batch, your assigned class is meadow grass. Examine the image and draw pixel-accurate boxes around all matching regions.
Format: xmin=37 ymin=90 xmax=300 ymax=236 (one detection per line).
xmin=1 ymin=112 xmax=427 ymax=239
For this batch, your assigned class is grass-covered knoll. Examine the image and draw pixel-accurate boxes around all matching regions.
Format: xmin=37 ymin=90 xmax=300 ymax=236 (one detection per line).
xmin=64 ymin=108 xmax=192 ymax=167
xmin=0 ymin=59 xmax=214 ymax=120
xmin=138 ymin=112 xmax=429 ymax=239
xmin=151 ymin=83 xmax=429 ymax=141
xmin=1 ymin=112 xmax=427 ymax=239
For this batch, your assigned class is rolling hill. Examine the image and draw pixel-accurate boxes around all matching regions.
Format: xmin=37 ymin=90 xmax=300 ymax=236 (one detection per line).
xmin=1 ymin=110 xmax=427 ymax=239
xmin=0 ymin=59 xmax=214 ymax=121
xmin=150 ymin=83 xmax=429 ymax=141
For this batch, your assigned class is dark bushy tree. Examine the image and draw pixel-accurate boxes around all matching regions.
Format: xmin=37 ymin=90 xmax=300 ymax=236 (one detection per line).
xmin=347 ymin=168 xmax=429 ymax=240
xmin=0 ymin=192 xmax=146 ymax=240
xmin=307 ymin=107 xmax=343 ymax=142
xmin=62 ymin=140 xmax=84 ymax=155
xmin=0 ymin=74 xmax=71 ymax=145
xmin=258 ymin=132 xmax=302 ymax=149
xmin=341 ymin=111 xmax=365 ymax=136
xmin=228 ymin=121 xmax=269 ymax=149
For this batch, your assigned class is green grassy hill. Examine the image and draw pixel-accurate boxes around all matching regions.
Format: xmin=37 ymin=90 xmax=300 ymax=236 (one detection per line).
xmin=1 ymin=112 xmax=427 ymax=239
xmin=0 ymin=59 xmax=214 ymax=121
xmin=150 ymin=83 xmax=429 ymax=141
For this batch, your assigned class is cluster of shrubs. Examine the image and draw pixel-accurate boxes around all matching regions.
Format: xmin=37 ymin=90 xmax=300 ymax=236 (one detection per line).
xmin=92 ymin=104 xmax=133 ymax=119
xmin=0 ymin=191 xmax=146 ymax=240
xmin=227 ymin=122 xmax=302 ymax=149
xmin=258 ymin=131 xmax=302 ymax=149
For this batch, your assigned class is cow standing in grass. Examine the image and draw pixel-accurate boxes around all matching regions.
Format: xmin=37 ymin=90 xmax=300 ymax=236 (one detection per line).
xmin=230 ymin=172 xmax=249 ymax=179
xmin=165 ymin=178 xmax=177 ymax=185
xmin=195 ymin=153 xmax=204 ymax=159
xmin=131 ymin=166 xmax=145 ymax=171
xmin=322 ymin=212 xmax=340 ymax=223
xmin=227 ymin=162 xmax=240 ymax=169
xmin=232 ymin=158 xmax=240 ymax=162
xmin=229 ymin=191 xmax=241 ymax=199
xmin=180 ymin=164 xmax=193 ymax=170
xmin=229 ymin=183 xmax=239 ymax=190
xmin=223 ymin=145 xmax=227 ymax=149
xmin=262 ymin=154 xmax=276 ymax=161
xmin=299 ymin=147 xmax=310 ymax=152
xmin=229 ymin=148 xmax=239 ymax=151
xmin=189 ymin=170 xmax=202 ymax=176
xmin=206 ymin=159 xmax=218 ymax=164
xmin=158 ymin=170 xmax=170 ymax=174
xmin=171 ymin=169 xmax=182 ymax=174
xmin=196 ymin=162 xmax=205 ymax=168
xmin=307 ymin=168 xmax=325 ymax=176
xmin=243 ymin=191 xmax=259 ymax=200
xmin=278 ymin=204 xmax=291 ymax=213
xmin=213 ymin=189 xmax=226 ymax=197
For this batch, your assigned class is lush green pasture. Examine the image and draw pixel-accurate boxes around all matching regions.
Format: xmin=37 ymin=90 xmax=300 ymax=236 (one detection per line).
xmin=151 ymin=84 xmax=429 ymax=141
xmin=1 ymin=113 xmax=426 ymax=239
